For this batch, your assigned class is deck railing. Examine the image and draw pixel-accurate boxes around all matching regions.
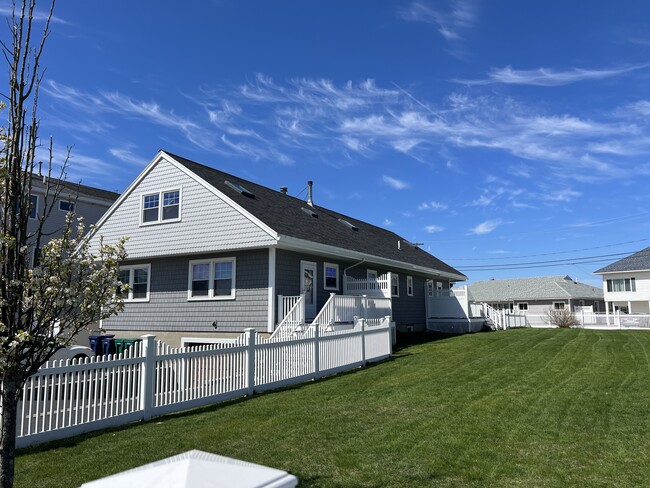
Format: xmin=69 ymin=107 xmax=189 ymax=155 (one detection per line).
xmin=344 ymin=274 xmax=390 ymax=297
xmin=10 ymin=320 xmax=392 ymax=448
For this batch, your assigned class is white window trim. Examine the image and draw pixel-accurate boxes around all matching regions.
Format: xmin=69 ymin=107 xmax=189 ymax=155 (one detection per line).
xmin=391 ymin=273 xmax=400 ymax=297
xmin=518 ymin=302 xmax=528 ymax=312
xmin=406 ymin=276 xmax=414 ymax=296
xmin=323 ymin=262 xmax=339 ymax=291
xmin=553 ymin=301 xmax=565 ymax=310
xmin=187 ymin=257 xmax=236 ymax=301
xmin=119 ymin=264 xmax=151 ymax=302
xmin=140 ymin=187 xmax=182 ymax=226
xmin=58 ymin=200 xmax=75 ymax=213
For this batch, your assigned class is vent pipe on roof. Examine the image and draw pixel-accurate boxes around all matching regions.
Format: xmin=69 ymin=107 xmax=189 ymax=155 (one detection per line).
xmin=280 ymin=186 xmax=288 ymax=195
xmin=307 ymin=180 xmax=314 ymax=207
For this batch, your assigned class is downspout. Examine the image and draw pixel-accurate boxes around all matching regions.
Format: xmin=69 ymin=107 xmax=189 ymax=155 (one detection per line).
xmin=343 ymin=258 xmax=366 ymax=294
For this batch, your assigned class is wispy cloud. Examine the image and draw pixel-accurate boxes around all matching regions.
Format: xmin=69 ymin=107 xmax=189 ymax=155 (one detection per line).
xmin=399 ymin=1 xmax=476 ymax=41
xmin=418 ymin=200 xmax=448 ymax=211
xmin=382 ymin=175 xmax=410 ymax=190
xmin=457 ymin=64 xmax=650 ymax=86
xmin=41 ymin=75 xmax=650 ymax=187
xmin=425 ymin=224 xmax=445 ymax=233
xmin=469 ymin=219 xmax=502 ymax=235
xmin=384 ymin=218 xmax=394 ymax=226
xmin=109 ymin=147 xmax=147 ymax=166
xmin=0 ymin=4 xmax=70 ymax=25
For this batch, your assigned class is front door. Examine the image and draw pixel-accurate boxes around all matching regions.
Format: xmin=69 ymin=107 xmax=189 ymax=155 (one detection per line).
xmin=300 ymin=261 xmax=317 ymax=319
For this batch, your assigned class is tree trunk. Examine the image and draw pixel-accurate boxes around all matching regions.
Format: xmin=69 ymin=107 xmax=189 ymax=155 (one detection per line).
xmin=0 ymin=377 xmax=20 ymax=488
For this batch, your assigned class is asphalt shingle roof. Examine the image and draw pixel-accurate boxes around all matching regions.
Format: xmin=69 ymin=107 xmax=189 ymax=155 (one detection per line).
xmin=32 ymin=175 xmax=120 ymax=202
xmin=166 ymin=151 xmax=465 ymax=279
xmin=468 ymin=275 xmax=603 ymax=302
xmin=594 ymin=247 xmax=650 ymax=273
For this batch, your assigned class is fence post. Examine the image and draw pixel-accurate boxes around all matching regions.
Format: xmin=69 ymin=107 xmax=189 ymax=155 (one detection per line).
xmin=361 ymin=318 xmax=366 ymax=366
xmin=313 ymin=324 xmax=320 ymax=379
xmin=362 ymin=294 xmax=368 ymax=321
xmin=140 ymin=335 xmax=156 ymax=422
xmin=244 ymin=328 xmax=256 ymax=396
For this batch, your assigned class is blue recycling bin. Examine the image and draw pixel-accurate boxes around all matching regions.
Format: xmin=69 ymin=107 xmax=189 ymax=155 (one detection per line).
xmin=88 ymin=335 xmax=108 ymax=355
xmin=100 ymin=336 xmax=116 ymax=356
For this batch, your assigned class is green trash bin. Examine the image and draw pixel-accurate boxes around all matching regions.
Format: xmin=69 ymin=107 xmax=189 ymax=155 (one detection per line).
xmin=114 ymin=338 xmax=142 ymax=355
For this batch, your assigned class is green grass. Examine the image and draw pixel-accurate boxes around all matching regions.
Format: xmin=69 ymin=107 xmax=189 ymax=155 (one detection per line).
xmin=15 ymin=329 xmax=650 ymax=487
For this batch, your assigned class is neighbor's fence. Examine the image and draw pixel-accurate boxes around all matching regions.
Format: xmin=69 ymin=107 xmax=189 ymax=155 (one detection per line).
xmin=12 ymin=317 xmax=392 ymax=448
xmin=480 ymin=309 xmax=650 ymax=330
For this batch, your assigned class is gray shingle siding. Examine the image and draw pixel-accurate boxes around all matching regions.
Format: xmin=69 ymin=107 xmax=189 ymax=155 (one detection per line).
xmin=104 ymin=249 xmax=269 ymax=333
xmin=275 ymin=249 xmax=348 ymax=317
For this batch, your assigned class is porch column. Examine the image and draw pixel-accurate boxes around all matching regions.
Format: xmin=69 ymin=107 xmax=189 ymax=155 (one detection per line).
xmin=605 ymin=301 xmax=610 ymax=325
xmin=628 ymin=301 xmax=632 ymax=314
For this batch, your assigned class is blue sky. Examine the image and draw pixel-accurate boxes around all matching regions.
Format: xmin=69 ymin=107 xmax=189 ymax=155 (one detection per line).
xmin=6 ymin=0 xmax=650 ymax=286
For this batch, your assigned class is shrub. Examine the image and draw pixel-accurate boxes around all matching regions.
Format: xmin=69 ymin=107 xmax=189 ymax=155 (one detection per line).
xmin=545 ymin=308 xmax=580 ymax=328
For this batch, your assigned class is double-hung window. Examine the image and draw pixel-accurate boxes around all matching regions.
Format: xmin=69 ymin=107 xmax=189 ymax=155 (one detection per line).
xmin=406 ymin=276 xmax=414 ymax=296
xmin=117 ymin=265 xmax=151 ymax=301
xmin=553 ymin=302 xmax=565 ymax=310
xmin=391 ymin=274 xmax=399 ymax=297
xmin=189 ymin=258 xmax=236 ymax=300
xmin=141 ymin=189 xmax=181 ymax=224
xmin=324 ymin=263 xmax=339 ymax=290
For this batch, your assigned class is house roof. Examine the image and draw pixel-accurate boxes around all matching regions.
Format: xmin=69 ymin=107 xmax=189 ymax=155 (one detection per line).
xmin=31 ymin=175 xmax=120 ymax=202
xmin=594 ymin=247 xmax=650 ymax=274
xmin=468 ymin=275 xmax=604 ymax=302
xmin=164 ymin=151 xmax=466 ymax=280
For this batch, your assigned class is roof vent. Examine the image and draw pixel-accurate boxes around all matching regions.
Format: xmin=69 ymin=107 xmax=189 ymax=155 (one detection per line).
xmin=225 ymin=180 xmax=255 ymax=198
xmin=280 ymin=186 xmax=288 ymax=195
xmin=301 ymin=207 xmax=318 ymax=218
xmin=338 ymin=218 xmax=358 ymax=231
xmin=307 ymin=180 xmax=314 ymax=207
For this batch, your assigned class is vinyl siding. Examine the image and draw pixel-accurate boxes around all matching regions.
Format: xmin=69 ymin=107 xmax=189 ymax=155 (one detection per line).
xmin=103 ymin=249 xmax=269 ymax=333
xmin=87 ymin=157 xmax=276 ymax=259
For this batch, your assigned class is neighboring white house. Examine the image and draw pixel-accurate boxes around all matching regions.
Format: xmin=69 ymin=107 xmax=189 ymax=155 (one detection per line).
xmin=595 ymin=247 xmax=650 ymax=314
xmin=467 ymin=275 xmax=605 ymax=315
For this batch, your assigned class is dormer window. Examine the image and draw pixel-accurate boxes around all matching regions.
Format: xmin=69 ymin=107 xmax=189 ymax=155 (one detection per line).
xmin=141 ymin=189 xmax=181 ymax=224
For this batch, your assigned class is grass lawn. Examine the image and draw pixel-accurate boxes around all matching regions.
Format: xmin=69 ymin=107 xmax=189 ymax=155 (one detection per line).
xmin=15 ymin=328 xmax=650 ymax=487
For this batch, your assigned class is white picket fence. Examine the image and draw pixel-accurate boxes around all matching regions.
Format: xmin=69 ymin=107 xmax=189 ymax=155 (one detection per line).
xmin=13 ymin=317 xmax=392 ymax=448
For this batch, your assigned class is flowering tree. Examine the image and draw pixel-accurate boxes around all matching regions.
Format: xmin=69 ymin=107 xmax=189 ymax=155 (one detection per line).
xmin=0 ymin=2 xmax=126 ymax=487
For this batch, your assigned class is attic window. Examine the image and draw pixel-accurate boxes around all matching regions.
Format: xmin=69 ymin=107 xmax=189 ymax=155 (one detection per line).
xmin=338 ymin=218 xmax=358 ymax=231
xmin=225 ymin=180 xmax=254 ymax=198
xmin=301 ymin=207 xmax=318 ymax=218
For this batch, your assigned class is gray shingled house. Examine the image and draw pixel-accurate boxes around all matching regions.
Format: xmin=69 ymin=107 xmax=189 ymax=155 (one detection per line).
xmin=26 ymin=174 xmax=119 ymax=265
xmin=468 ymin=275 xmax=605 ymax=315
xmin=86 ymin=151 xmax=467 ymax=346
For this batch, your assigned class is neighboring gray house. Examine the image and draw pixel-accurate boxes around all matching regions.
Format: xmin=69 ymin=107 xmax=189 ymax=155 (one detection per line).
xmin=26 ymin=175 xmax=119 ymax=264
xmin=468 ymin=275 xmax=605 ymax=315
xmin=595 ymin=247 xmax=650 ymax=314
xmin=86 ymin=150 xmax=467 ymax=346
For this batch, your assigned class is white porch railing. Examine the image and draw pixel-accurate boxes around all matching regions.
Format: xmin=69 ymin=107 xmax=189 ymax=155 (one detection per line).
xmin=11 ymin=321 xmax=392 ymax=448
xmin=270 ymin=294 xmax=305 ymax=340
xmin=311 ymin=293 xmax=392 ymax=330
xmin=481 ymin=303 xmax=527 ymax=329
xmin=343 ymin=274 xmax=390 ymax=297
